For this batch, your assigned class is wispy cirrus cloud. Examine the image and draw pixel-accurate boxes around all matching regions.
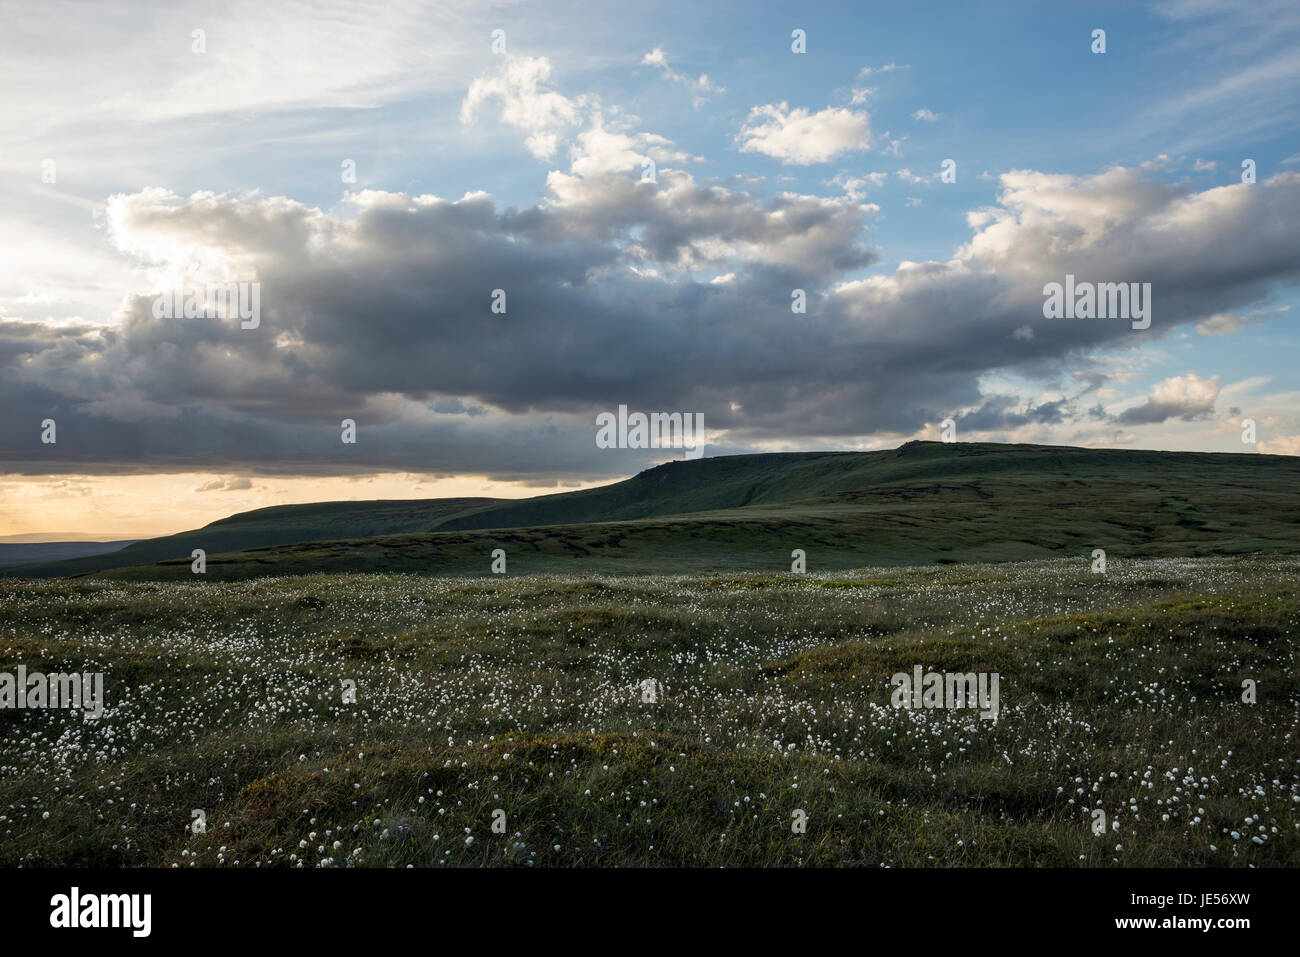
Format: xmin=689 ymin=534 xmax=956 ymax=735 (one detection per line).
xmin=641 ymin=47 xmax=724 ymax=107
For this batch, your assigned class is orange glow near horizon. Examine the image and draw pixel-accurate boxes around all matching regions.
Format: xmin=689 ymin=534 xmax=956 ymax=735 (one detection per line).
xmin=0 ymin=471 xmax=616 ymax=541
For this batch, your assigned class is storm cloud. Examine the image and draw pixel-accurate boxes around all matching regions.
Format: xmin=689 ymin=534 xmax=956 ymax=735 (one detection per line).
xmin=5 ymin=163 xmax=1300 ymax=477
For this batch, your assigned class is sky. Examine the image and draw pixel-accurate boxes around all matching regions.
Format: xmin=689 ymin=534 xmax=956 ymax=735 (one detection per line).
xmin=2 ymin=0 xmax=1299 ymax=539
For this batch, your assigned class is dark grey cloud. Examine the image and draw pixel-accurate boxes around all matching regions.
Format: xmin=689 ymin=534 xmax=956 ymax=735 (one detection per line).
xmin=957 ymin=396 xmax=1071 ymax=432
xmin=4 ymin=167 xmax=1299 ymax=477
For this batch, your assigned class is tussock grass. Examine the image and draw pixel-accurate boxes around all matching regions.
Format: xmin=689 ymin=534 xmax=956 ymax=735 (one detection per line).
xmin=0 ymin=554 xmax=1296 ymax=867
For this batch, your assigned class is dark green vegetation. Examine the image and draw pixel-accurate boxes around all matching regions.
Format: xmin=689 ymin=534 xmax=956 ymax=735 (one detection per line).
xmin=1 ymin=556 xmax=1296 ymax=866
xmin=13 ymin=441 xmax=1300 ymax=581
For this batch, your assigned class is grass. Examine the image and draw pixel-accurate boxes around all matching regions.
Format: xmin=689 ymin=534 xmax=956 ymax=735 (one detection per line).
xmin=1 ymin=554 xmax=1296 ymax=867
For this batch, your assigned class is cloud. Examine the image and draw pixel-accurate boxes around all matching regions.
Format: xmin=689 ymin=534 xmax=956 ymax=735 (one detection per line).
xmin=641 ymin=47 xmax=724 ymax=107
xmin=566 ymin=115 xmax=696 ymax=178
xmin=1117 ymin=374 xmax=1221 ymax=424
xmin=0 ymin=0 xmax=493 ymax=130
xmin=912 ymin=108 xmax=942 ymax=122
xmin=857 ymin=63 xmax=903 ymax=77
xmin=460 ymin=55 xmax=585 ymax=159
xmin=1195 ymin=311 xmax=1247 ymax=335
xmin=459 ymin=54 xmax=700 ymax=180
xmin=1258 ymin=434 xmax=1300 ymax=455
xmin=956 ymin=394 xmax=1072 ymax=431
xmin=196 ymin=476 xmax=253 ymax=492
xmin=5 ymin=167 xmax=1300 ymax=477
xmin=736 ymin=103 xmax=872 ymax=165
xmin=829 ymin=171 xmax=888 ymax=200
xmin=1144 ymin=0 xmax=1300 ymax=150
xmin=641 ymin=47 xmax=669 ymax=69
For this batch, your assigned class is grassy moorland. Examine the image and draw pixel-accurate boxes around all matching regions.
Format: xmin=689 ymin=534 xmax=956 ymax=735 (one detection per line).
xmin=1 ymin=555 xmax=1296 ymax=867
xmin=11 ymin=442 xmax=1300 ymax=581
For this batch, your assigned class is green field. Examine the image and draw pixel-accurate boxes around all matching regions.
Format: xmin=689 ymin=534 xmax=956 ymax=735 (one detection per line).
xmin=2 ymin=555 xmax=1296 ymax=866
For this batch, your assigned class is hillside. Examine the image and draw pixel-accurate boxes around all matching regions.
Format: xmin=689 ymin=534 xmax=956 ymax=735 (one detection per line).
xmin=425 ymin=440 xmax=1292 ymax=532
xmin=0 ymin=540 xmax=138 ymax=571
xmin=16 ymin=441 xmax=1299 ymax=581
xmin=9 ymin=497 xmax=500 ymax=578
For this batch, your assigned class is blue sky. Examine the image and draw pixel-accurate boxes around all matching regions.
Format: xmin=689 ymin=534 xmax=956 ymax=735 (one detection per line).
xmin=1 ymin=0 xmax=1298 ymax=536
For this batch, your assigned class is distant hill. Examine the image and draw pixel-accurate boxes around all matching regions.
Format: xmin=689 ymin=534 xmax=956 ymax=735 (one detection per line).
xmin=0 ymin=540 xmax=138 ymax=571
xmin=10 ymin=442 xmax=1300 ymax=580
xmin=426 ymin=441 xmax=1285 ymax=532
xmin=8 ymin=498 xmax=499 ymax=578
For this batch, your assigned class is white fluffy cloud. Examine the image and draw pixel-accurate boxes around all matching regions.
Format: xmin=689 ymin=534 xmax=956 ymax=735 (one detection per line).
xmin=567 ymin=117 xmax=694 ymax=178
xmin=736 ymin=103 xmax=872 ymax=165
xmin=460 ymin=56 xmax=585 ymax=159
xmin=1259 ymin=435 xmax=1300 ymax=455
xmin=1118 ymin=374 xmax=1221 ymax=424
xmin=829 ymin=172 xmax=888 ymax=200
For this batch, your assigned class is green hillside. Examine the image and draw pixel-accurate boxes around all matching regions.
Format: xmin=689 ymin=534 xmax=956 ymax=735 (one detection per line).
xmin=33 ymin=441 xmax=1300 ymax=582
xmin=10 ymin=497 xmax=500 ymax=578
xmin=426 ymin=440 xmax=1290 ymax=532
xmin=427 ymin=450 xmax=851 ymax=530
